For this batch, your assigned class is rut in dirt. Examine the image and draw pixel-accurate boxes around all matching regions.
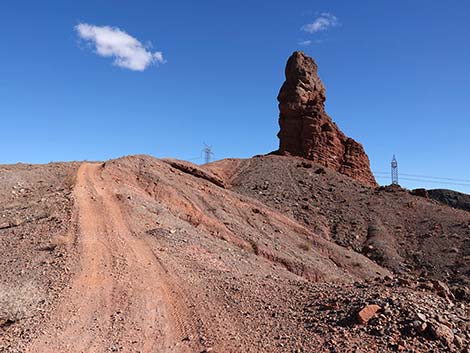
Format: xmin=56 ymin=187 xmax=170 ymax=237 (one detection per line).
xmin=27 ymin=163 xmax=189 ymax=353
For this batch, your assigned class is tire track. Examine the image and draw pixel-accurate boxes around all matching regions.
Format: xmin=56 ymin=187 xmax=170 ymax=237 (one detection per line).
xmin=27 ymin=163 xmax=186 ymax=353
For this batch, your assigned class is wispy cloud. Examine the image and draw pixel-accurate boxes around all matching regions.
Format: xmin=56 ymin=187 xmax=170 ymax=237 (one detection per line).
xmin=301 ymin=13 xmax=339 ymax=34
xmin=297 ymin=39 xmax=326 ymax=47
xmin=298 ymin=40 xmax=313 ymax=46
xmin=75 ymin=23 xmax=165 ymax=71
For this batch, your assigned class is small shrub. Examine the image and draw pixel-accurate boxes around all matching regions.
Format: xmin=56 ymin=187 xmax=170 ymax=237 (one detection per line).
xmin=40 ymin=234 xmax=70 ymax=252
xmin=49 ymin=234 xmax=70 ymax=249
xmin=0 ymin=282 xmax=42 ymax=324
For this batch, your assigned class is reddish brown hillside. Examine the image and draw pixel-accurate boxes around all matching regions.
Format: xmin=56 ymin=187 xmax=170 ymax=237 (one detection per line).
xmin=0 ymin=155 xmax=468 ymax=353
xmin=207 ymin=155 xmax=470 ymax=288
xmin=0 ymin=162 xmax=79 ymax=352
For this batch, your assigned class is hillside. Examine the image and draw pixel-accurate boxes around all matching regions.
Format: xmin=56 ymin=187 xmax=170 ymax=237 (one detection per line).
xmin=0 ymin=155 xmax=468 ymax=353
xmin=207 ymin=156 xmax=470 ymax=286
xmin=427 ymin=189 xmax=470 ymax=212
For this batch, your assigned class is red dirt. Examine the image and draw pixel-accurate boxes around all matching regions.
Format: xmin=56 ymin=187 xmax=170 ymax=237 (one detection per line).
xmin=0 ymin=155 xmax=468 ymax=352
xmin=27 ymin=163 xmax=194 ymax=352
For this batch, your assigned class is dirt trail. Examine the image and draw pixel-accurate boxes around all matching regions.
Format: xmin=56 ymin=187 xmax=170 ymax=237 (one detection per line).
xmin=27 ymin=163 xmax=186 ymax=353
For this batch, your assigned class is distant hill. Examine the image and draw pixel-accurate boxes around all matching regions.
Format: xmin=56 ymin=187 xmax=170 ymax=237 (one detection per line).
xmin=428 ymin=189 xmax=470 ymax=212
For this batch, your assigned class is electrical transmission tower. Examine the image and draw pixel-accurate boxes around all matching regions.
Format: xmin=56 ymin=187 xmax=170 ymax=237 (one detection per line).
xmin=203 ymin=144 xmax=214 ymax=164
xmin=391 ymin=155 xmax=398 ymax=185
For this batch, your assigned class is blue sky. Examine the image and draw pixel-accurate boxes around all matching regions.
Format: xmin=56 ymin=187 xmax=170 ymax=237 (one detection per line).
xmin=1 ymin=1 xmax=469 ymax=193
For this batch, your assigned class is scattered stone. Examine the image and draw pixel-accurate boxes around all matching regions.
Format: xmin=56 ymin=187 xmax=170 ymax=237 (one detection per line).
xmin=431 ymin=280 xmax=455 ymax=301
xmin=416 ymin=313 xmax=427 ymax=322
xmin=427 ymin=321 xmax=455 ymax=349
xmin=412 ymin=320 xmax=427 ymax=334
xmin=315 ymin=167 xmax=326 ymax=175
xmin=356 ymin=304 xmax=381 ymax=324
xmin=297 ymin=161 xmax=313 ymax=169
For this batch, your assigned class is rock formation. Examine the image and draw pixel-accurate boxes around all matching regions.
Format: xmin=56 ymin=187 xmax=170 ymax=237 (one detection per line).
xmin=277 ymin=51 xmax=377 ymax=186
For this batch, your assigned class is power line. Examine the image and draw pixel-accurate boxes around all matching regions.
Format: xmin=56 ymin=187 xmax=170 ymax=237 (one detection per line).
xmin=395 ymin=173 xmax=470 ymax=183
xmin=187 ymin=157 xmax=203 ymax=162
xmin=374 ymin=171 xmax=470 ymax=183
xmin=185 ymin=148 xmax=205 ymax=162
xmin=375 ymin=176 xmax=470 ymax=187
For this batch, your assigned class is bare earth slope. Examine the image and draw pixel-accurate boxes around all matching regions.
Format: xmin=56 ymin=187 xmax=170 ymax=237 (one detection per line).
xmin=207 ymin=155 xmax=470 ymax=288
xmin=1 ymin=155 xmax=469 ymax=352
xmin=27 ymin=163 xmax=188 ymax=353
xmin=0 ymin=162 xmax=79 ymax=352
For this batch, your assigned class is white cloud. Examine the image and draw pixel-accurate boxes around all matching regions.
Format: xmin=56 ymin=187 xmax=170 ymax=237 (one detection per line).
xmin=298 ymin=39 xmax=325 ymax=46
xmin=75 ymin=23 xmax=165 ymax=71
xmin=301 ymin=13 xmax=339 ymax=34
xmin=298 ymin=40 xmax=312 ymax=46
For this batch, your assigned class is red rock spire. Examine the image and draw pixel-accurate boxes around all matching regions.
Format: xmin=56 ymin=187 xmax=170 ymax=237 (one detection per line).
xmin=277 ymin=51 xmax=377 ymax=187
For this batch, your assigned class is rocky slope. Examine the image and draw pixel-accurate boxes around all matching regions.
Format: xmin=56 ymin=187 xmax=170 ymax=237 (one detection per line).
xmin=276 ymin=51 xmax=377 ymax=187
xmin=427 ymin=189 xmax=470 ymax=212
xmin=0 ymin=162 xmax=79 ymax=352
xmin=1 ymin=156 xmax=468 ymax=353
xmin=207 ymin=156 xmax=470 ymax=289
xmin=0 ymin=156 xmax=389 ymax=353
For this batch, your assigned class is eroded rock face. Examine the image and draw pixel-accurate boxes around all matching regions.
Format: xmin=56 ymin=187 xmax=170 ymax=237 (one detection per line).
xmin=277 ymin=51 xmax=377 ymax=186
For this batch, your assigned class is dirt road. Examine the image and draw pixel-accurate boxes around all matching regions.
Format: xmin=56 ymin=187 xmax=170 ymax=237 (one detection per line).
xmin=27 ymin=163 xmax=187 ymax=353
